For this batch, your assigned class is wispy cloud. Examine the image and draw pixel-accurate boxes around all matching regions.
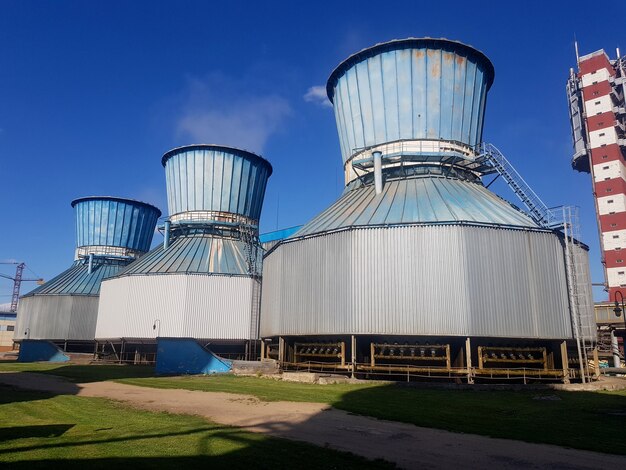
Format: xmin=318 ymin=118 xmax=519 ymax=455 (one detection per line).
xmin=174 ymin=74 xmax=291 ymax=153
xmin=304 ymin=85 xmax=332 ymax=108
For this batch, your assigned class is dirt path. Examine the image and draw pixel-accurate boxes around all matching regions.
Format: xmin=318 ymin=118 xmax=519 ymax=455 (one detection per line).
xmin=2 ymin=372 xmax=625 ymax=469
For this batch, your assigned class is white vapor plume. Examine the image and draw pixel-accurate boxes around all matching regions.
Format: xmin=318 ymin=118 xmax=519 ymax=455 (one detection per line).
xmin=304 ymin=85 xmax=332 ymax=108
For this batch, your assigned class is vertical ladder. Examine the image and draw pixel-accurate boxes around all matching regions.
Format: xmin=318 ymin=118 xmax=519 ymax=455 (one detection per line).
xmin=479 ymin=143 xmax=596 ymax=382
xmin=561 ymin=206 xmax=595 ymax=382
xmin=241 ymin=224 xmax=262 ymax=358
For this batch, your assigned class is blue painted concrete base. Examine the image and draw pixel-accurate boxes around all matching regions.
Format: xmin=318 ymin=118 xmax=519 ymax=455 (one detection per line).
xmin=155 ymin=338 xmax=232 ymax=375
xmin=18 ymin=340 xmax=70 ymax=363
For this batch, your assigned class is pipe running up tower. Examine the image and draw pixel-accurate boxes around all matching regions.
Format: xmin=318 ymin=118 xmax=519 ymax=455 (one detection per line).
xmin=15 ymin=197 xmax=161 ymax=348
xmin=260 ymin=38 xmax=593 ymax=382
xmin=95 ymin=145 xmax=272 ymax=357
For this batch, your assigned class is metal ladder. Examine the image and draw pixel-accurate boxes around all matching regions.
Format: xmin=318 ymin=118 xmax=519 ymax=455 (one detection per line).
xmin=240 ymin=224 xmax=262 ymax=358
xmin=479 ymin=143 xmax=595 ymax=382
xmin=560 ymin=206 xmax=596 ymax=382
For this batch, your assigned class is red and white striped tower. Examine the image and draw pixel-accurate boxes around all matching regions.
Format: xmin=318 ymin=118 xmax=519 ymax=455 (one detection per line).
xmin=568 ymin=48 xmax=626 ymax=301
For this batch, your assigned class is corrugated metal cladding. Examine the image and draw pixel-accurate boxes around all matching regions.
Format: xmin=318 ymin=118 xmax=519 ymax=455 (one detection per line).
xmin=16 ymin=259 xmax=129 ymax=341
xmin=260 ymin=225 xmax=574 ymax=340
xmin=15 ymin=295 xmax=98 ymax=341
xmin=291 ymin=176 xmax=537 ymax=238
xmin=22 ymin=260 xmax=126 ymax=297
xmin=95 ymin=274 xmax=255 ymax=340
xmin=327 ymin=38 xmax=493 ymax=163
xmin=163 ymin=145 xmax=272 ymax=221
xmin=71 ymin=197 xmax=161 ymax=253
xmin=114 ymin=235 xmax=260 ymax=277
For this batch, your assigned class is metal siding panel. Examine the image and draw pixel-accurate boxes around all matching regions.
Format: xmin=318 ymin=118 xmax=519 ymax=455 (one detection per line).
xmin=97 ymin=275 xmax=255 ymax=340
xmin=332 ymin=43 xmax=491 ymax=163
xmin=356 ymin=60 xmax=375 ymax=148
xmin=381 ymin=51 xmax=400 ymax=143
xmin=261 ymin=226 xmax=573 ymax=339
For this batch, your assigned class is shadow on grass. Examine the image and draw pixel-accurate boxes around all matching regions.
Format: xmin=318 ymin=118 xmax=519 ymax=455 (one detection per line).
xmin=0 ymin=424 xmax=75 ymax=441
xmin=36 ymin=365 xmax=155 ymax=383
xmin=330 ymin=382 xmax=626 ymax=455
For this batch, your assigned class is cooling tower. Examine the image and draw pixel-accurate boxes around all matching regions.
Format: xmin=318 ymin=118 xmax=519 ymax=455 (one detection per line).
xmin=259 ymin=38 xmax=594 ymax=381
xmin=15 ymin=197 xmax=161 ymax=346
xmin=95 ymin=145 xmax=272 ymax=351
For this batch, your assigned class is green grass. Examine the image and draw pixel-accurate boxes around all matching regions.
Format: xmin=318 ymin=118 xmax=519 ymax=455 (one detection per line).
xmin=0 ymin=362 xmax=154 ymax=382
xmin=117 ymin=375 xmax=626 ymax=455
xmin=3 ymin=362 xmax=626 ymax=455
xmin=0 ymin=385 xmax=393 ymax=469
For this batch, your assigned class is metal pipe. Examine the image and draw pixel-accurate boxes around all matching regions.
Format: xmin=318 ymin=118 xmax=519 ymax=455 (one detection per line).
xmin=163 ymin=220 xmax=171 ymax=250
xmin=88 ymin=253 xmax=93 ymax=274
xmin=373 ymin=151 xmax=383 ymax=194
xmin=611 ymin=329 xmax=620 ymax=368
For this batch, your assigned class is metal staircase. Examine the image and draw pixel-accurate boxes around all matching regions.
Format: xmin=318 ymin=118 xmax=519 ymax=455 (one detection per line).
xmin=479 ymin=143 xmax=596 ymax=382
xmin=477 ymin=143 xmax=559 ymax=227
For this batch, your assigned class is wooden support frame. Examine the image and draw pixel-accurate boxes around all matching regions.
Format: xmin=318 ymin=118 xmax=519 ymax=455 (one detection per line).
xmin=561 ymin=341 xmax=570 ymax=384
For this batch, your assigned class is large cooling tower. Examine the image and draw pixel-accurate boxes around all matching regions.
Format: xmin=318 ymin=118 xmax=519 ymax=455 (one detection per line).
xmin=16 ymin=197 xmax=161 ymax=345
xmin=95 ymin=145 xmax=272 ymax=346
xmin=259 ymin=38 xmax=594 ymax=381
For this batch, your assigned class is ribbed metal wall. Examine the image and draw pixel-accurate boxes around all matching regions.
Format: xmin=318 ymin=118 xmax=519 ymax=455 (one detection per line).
xmin=260 ymin=225 xmax=575 ymax=340
xmin=163 ymin=145 xmax=272 ymax=220
xmin=327 ymin=39 xmax=493 ymax=163
xmin=16 ymin=295 xmax=98 ymax=341
xmin=72 ymin=197 xmax=161 ymax=252
xmin=95 ymin=274 xmax=255 ymax=340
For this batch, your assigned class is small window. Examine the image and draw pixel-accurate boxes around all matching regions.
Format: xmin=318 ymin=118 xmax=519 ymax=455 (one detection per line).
xmin=598 ymin=122 xmax=605 ymax=126
xmin=602 ymin=144 xmax=607 ymax=147
xmin=612 ymin=223 xmax=618 ymax=227
xmin=613 ymin=235 xmax=620 ymax=239
xmin=595 ymin=100 xmax=601 ymax=104
xmin=591 ymin=71 xmax=597 ymax=74
xmin=610 ymin=211 xmax=616 ymax=214
xmin=603 ymin=165 xmax=610 ymax=169
xmin=593 ymin=81 xmax=598 ymax=85
xmin=607 ymin=199 xmax=614 ymax=203
xmin=618 ymin=271 xmax=625 ymax=275
xmin=606 ymin=177 xmax=611 ymax=180
xmin=621 ymin=283 xmax=626 ymax=287
xmin=607 ymin=188 xmax=613 ymax=192
xmin=615 ymin=246 xmax=621 ymax=250
xmin=6 ymin=325 xmax=14 ymax=332
xmin=617 ymin=259 xmax=624 ymax=262
xmin=593 ymin=91 xmax=600 ymax=95
xmin=600 ymin=132 xmax=606 ymax=137
xmin=602 ymin=155 xmax=608 ymax=159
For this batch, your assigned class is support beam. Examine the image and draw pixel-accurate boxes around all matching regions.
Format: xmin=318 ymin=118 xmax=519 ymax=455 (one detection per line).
xmin=278 ymin=336 xmax=285 ymax=365
xmin=561 ymin=341 xmax=570 ymax=384
xmin=465 ymin=338 xmax=473 ymax=384
xmin=351 ymin=335 xmax=356 ymax=378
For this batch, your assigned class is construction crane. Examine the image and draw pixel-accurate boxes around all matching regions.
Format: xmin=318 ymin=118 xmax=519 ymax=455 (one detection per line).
xmin=0 ymin=262 xmax=44 ymax=313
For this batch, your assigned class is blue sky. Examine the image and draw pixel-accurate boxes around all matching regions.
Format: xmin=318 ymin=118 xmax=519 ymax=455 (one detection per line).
xmin=0 ymin=0 xmax=622 ymax=303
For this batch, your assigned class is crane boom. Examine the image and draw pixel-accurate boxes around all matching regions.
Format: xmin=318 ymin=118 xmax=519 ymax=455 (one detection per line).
xmin=0 ymin=262 xmax=44 ymax=313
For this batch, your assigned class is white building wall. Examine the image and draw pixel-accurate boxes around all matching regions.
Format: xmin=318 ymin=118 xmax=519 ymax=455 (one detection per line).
xmin=593 ymin=160 xmax=626 ymax=182
xmin=581 ymin=68 xmax=611 ymax=87
xmin=96 ymin=274 xmax=255 ymax=340
xmin=584 ymin=94 xmax=613 ymax=115
xmin=597 ymin=194 xmax=626 ymax=215
xmin=602 ymin=229 xmax=626 ymax=250
xmin=607 ymin=267 xmax=626 ymax=288
xmin=589 ymin=127 xmax=618 ymax=148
